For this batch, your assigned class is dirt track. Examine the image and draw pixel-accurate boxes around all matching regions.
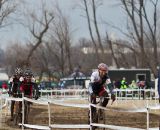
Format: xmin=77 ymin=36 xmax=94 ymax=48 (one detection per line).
xmin=0 ymin=99 xmax=160 ymax=130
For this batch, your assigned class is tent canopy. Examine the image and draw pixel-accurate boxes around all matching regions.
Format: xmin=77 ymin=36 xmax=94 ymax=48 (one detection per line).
xmin=0 ymin=73 xmax=9 ymax=81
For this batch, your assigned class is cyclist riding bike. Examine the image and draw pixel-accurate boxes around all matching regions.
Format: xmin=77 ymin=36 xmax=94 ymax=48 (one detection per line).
xmin=89 ymin=63 xmax=115 ymax=122
xmin=20 ymin=68 xmax=39 ymax=99
xmin=8 ymin=67 xmax=24 ymax=121
xmin=19 ymin=68 xmax=40 ymax=124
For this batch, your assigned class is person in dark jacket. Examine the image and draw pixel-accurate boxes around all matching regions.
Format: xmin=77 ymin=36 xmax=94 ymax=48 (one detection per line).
xmin=8 ymin=67 xmax=23 ymax=121
xmin=20 ymin=68 xmax=39 ymax=99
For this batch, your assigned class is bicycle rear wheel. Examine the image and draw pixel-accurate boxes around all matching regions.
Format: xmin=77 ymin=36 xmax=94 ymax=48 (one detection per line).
xmin=88 ymin=109 xmax=99 ymax=130
xmin=13 ymin=101 xmax=22 ymax=126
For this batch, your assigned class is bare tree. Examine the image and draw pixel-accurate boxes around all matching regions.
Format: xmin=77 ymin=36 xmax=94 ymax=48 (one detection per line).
xmin=0 ymin=0 xmax=19 ymax=27
xmin=0 ymin=0 xmax=21 ymax=49
xmin=120 ymin=0 xmax=146 ymax=66
xmin=75 ymin=38 xmax=98 ymax=71
xmin=46 ymin=5 xmax=73 ymax=76
xmin=79 ymin=0 xmax=106 ymax=63
xmin=115 ymin=0 xmax=160 ymax=76
xmin=31 ymin=44 xmax=54 ymax=81
xmin=105 ymin=33 xmax=120 ymax=68
xmin=82 ymin=0 xmax=99 ymax=62
xmin=142 ymin=0 xmax=159 ymax=76
xmin=26 ymin=8 xmax=54 ymax=64
xmin=91 ymin=0 xmax=104 ymax=53
xmin=4 ymin=42 xmax=27 ymax=75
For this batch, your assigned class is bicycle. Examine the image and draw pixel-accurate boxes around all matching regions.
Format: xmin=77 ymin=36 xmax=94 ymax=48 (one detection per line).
xmin=13 ymin=93 xmax=39 ymax=126
xmin=88 ymin=95 xmax=106 ymax=130
xmin=23 ymin=98 xmax=31 ymax=124
xmin=8 ymin=92 xmax=22 ymax=126
xmin=13 ymin=99 xmax=22 ymax=126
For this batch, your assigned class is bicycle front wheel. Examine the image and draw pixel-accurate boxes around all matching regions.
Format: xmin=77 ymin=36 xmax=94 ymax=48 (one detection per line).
xmin=24 ymin=101 xmax=30 ymax=124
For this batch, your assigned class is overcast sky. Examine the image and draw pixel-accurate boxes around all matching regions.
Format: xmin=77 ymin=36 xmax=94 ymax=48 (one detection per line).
xmin=0 ymin=0 xmax=156 ymax=49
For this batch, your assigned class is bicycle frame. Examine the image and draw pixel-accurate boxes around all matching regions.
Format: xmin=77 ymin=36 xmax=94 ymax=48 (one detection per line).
xmin=24 ymin=100 xmax=31 ymax=124
xmin=13 ymin=100 xmax=22 ymax=126
xmin=12 ymin=94 xmax=32 ymax=127
xmin=88 ymin=95 xmax=106 ymax=130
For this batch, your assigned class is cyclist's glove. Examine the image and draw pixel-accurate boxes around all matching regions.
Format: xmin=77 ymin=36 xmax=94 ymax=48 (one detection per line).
xmin=8 ymin=90 xmax=12 ymax=96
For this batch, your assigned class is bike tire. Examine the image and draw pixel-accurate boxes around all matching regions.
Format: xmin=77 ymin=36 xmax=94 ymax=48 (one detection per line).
xmin=88 ymin=109 xmax=99 ymax=130
xmin=24 ymin=101 xmax=30 ymax=124
xmin=13 ymin=113 xmax=22 ymax=125
xmin=13 ymin=113 xmax=18 ymax=125
xmin=13 ymin=101 xmax=22 ymax=126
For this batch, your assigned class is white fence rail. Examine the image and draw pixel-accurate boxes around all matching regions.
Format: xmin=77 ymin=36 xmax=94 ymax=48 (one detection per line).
xmin=39 ymin=88 xmax=156 ymax=100
xmin=0 ymin=88 xmax=159 ymax=130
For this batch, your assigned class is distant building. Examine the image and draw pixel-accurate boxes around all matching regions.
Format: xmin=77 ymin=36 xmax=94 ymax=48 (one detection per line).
xmin=108 ymin=68 xmax=151 ymax=85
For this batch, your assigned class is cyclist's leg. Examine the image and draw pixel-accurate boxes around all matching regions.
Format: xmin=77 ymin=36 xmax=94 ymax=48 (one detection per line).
xmin=99 ymin=87 xmax=109 ymax=107
xmin=88 ymin=84 xmax=98 ymax=125
xmin=18 ymin=101 xmax=22 ymax=113
xmin=98 ymin=89 xmax=109 ymax=120
xmin=10 ymin=100 xmax=15 ymax=121
xmin=88 ymin=85 xmax=97 ymax=115
xmin=101 ymin=91 xmax=109 ymax=107
xmin=24 ymin=101 xmax=30 ymax=124
xmin=90 ymin=93 xmax=98 ymax=123
xmin=17 ymin=101 xmax=22 ymax=124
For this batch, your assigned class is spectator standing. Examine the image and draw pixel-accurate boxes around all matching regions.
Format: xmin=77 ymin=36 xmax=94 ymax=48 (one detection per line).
xmin=8 ymin=67 xmax=23 ymax=121
xmin=129 ymin=80 xmax=138 ymax=89
xmin=137 ymin=80 xmax=146 ymax=99
xmin=114 ymin=79 xmax=121 ymax=96
xmin=120 ymin=77 xmax=128 ymax=97
xmin=114 ymin=79 xmax=121 ymax=89
xmin=2 ymin=81 xmax=8 ymax=90
xmin=60 ymin=81 xmax=65 ymax=89
xmin=129 ymin=80 xmax=138 ymax=96
xmin=120 ymin=77 xmax=128 ymax=89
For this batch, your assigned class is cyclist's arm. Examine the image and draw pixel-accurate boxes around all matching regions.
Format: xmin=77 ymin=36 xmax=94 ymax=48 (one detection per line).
xmin=8 ymin=82 xmax=13 ymax=95
xmin=90 ymin=72 xmax=102 ymax=87
xmin=32 ymin=82 xmax=40 ymax=99
xmin=8 ymin=77 xmax=14 ymax=95
xmin=106 ymin=78 xmax=114 ymax=94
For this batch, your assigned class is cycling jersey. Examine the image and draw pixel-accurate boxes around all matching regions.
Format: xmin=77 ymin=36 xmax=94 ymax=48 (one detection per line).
xmin=89 ymin=70 xmax=114 ymax=95
xmin=8 ymin=75 xmax=23 ymax=96
xmin=20 ymin=77 xmax=39 ymax=98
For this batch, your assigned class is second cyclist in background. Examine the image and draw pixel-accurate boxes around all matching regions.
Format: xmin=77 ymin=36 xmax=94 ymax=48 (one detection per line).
xmin=20 ymin=68 xmax=40 ymax=99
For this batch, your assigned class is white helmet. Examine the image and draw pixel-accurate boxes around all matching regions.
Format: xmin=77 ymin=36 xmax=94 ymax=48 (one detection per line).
xmin=98 ymin=63 xmax=108 ymax=71
xmin=15 ymin=67 xmax=23 ymax=75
